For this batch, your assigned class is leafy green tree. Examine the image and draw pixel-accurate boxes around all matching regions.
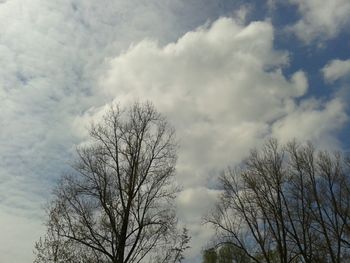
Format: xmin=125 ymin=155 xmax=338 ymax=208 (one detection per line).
xmin=203 ymin=248 xmax=217 ymax=263
xmin=218 ymin=245 xmax=232 ymax=263
xmin=219 ymin=244 xmax=251 ymax=263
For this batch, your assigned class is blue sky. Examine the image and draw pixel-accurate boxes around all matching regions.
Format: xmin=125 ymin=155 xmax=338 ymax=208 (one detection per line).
xmin=0 ymin=1 xmax=350 ymax=262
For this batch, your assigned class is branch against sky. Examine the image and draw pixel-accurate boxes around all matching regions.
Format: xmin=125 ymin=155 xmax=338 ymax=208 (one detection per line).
xmin=34 ymin=102 xmax=188 ymax=263
xmin=205 ymin=139 xmax=350 ymax=262
xmin=0 ymin=1 xmax=349 ymax=263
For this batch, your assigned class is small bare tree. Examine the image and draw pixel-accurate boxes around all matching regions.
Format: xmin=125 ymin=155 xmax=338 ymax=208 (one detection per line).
xmin=34 ymin=102 xmax=189 ymax=263
xmin=206 ymin=139 xmax=350 ymax=263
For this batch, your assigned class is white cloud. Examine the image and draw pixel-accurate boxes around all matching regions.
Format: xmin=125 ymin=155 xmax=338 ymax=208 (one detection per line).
xmin=93 ymin=18 xmax=306 ymax=186
xmin=272 ymin=98 xmax=347 ymax=149
xmin=72 ymin=17 xmax=347 ymax=261
xmin=176 ymin=187 xmax=219 ymax=260
xmin=0 ymin=0 xmax=348 ymax=262
xmin=289 ymin=0 xmax=350 ymax=43
xmin=0 ymin=1 xmax=238 ymax=262
xmin=0 ymin=210 xmax=44 ymax=263
xmin=322 ymin=59 xmax=350 ymax=83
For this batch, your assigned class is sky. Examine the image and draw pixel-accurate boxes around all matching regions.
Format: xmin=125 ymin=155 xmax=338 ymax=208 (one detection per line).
xmin=0 ymin=0 xmax=350 ymax=262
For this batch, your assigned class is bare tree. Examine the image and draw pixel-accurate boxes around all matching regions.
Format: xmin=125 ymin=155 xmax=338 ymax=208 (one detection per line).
xmin=34 ymin=102 xmax=189 ymax=263
xmin=206 ymin=139 xmax=350 ymax=263
xmin=153 ymin=227 xmax=191 ymax=263
xmin=34 ymin=225 xmax=78 ymax=263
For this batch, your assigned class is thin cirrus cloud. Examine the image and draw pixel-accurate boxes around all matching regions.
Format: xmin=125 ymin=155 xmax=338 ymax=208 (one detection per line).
xmin=74 ymin=17 xmax=347 ymax=262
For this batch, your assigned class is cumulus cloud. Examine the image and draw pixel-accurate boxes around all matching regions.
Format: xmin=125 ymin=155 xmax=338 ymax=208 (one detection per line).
xmin=89 ymin=18 xmax=307 ymax=186
xmin=176 ymin=187 xmax=220 ymax=258
xmin=72 ymin=17 xmax=347 ymax=261
xmin=0 ymin=1 xmax=348 ymax=262
xmin=98 ymin=18 xmax=306 ymax=168
xmin=272 ymin=98 xmax=347 ymax=149
xmin=288 ymin=0 xmax=350 ymax=43
xmin=322 ymin=59 xmax=350 ymax=83
xmin=0 ymin=1 xmax=239 ymax=262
